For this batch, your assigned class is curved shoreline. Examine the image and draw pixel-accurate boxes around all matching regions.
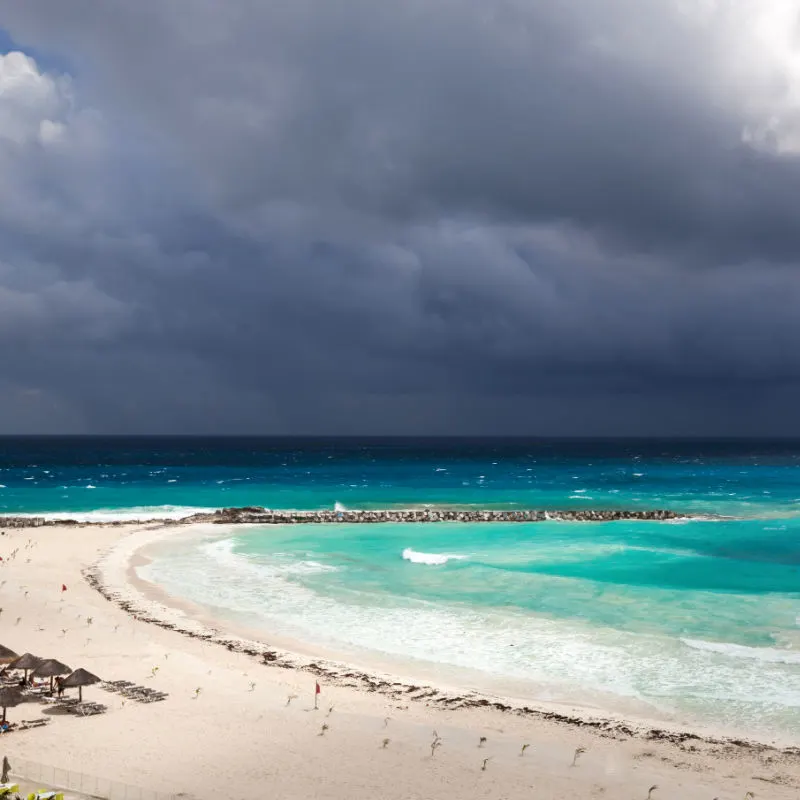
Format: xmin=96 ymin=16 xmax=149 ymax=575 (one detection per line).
xmin=85 ymin=522 xmax=797 ymax=757
xmin=1 ymin=505 xmax=713 ymax=528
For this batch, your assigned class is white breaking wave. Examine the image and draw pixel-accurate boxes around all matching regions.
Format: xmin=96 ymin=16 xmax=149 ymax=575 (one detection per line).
xmin=334 ymin=501 xmax=347 ymax=512
xmin=401 ymin=548 xmax=467 ymax=566
xmin=30 ymin=506 xmax=217 ymax=523
xmin=681 ymin=638 xmax=800 ymax=665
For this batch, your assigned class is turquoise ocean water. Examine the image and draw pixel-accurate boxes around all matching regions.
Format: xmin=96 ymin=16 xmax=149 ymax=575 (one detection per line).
xmin=1 ymin=438 xmax=799 ymax=739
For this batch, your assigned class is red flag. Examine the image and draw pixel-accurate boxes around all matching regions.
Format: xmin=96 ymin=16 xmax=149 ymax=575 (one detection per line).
xmin=315 ymin=682 xmax=321 ymax=695
xmin=61 ymin=584 xmax=67 ymax=592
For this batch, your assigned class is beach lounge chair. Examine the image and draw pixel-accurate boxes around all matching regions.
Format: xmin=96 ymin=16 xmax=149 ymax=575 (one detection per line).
xmin=57 ymin=697 xmax=79 ymax=707
xmin=122 ymin=686 xmax=160 ymax=701
xmin=69 ymin=702 xmax=107 ymax=716
xmin=0 ymin=783 xmax=20 ymax=798
xmin=27 ymin=792 xmax=64 ymax=800
xmin=105 ymin=680 xmax=134 ymax=691
xmin=17 ymin=718 xmax=50 ymax=730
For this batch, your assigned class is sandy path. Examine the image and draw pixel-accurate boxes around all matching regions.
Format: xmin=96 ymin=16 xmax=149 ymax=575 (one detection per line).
xmin=0 ymin=523 xmax=797 ymax=800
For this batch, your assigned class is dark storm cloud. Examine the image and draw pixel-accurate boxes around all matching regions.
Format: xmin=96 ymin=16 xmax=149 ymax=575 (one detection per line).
xmin=1 ymin=1 xmax=800 ymax=434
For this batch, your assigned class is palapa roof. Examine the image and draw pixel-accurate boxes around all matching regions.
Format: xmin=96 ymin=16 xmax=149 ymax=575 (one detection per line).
xmin=31 ymin=659 xmax=71 ymax=678
xmin=0 ymin=687 xmax=23 ymax=709
xmin=7 ymin=653 xmax=40 ymax=671
xmin=61 ymin=668 xmax=101 ymax=689
xmin=0 ymin=645 xmax=18 ymax=664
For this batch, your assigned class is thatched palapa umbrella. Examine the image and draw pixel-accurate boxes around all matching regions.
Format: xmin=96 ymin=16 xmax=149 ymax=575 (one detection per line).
xmin=7 ymin=653 xmax=40 ymax=681
xmin=0 ymin=687 xmax=23 ymax=723
xmin=31 ymin=659 xmax=71 ymax=691
xmin=61 ymin=668 xmax=101 ymax=703
xmin=0 ymin=645 xmax=18 ymax=665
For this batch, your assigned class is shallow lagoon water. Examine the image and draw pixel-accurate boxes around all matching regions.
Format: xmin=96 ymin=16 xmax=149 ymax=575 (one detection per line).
xmin=141 ymin=517 xmax=800 ymax=740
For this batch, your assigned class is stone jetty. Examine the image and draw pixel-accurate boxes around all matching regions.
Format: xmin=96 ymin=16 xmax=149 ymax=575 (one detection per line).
xmin=0 ymin=506 xmax=685 ymax=528
xmin=188 ymin=507 xmax=683 ymax=524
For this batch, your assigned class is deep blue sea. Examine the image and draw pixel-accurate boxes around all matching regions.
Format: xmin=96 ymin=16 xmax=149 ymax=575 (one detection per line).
xmin=2 ymin=437 xmax=799 ymax=740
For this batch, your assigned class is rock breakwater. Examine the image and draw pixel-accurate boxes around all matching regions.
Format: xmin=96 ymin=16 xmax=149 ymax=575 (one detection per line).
xmin=0 ymin=506 xmax=687 ymax=528
xmin=187 ymin=507 xmax=683 ymax=524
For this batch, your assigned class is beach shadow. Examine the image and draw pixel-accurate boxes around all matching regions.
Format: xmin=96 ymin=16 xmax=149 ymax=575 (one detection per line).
xmin=41 ymin=705 xmax=73 ymax=716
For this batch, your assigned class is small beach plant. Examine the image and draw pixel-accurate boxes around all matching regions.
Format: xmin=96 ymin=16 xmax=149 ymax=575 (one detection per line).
xmin=520 ymin=743 xmax=530 ymax=756
xmin=193 ymin=687 xmax=202 ymax=699
xmin=571 ymin=747 xmax=586 ymax=767
xmin=481 ymin=757 xmax=491 ymax=772
xmin=319 ymin=723 xmax=329 ymax=736
xmin=479 ymin=736 xmax=487 ymax=748
xmin=382 ymin=738 xmax=390 ymax=749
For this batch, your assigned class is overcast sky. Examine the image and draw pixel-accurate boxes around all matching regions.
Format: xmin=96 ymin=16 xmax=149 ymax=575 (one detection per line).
xmin=0 ymin=1 xmax=799 ymax=435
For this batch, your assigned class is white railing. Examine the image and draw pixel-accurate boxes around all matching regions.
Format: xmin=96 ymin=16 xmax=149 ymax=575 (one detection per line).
xmin=10 ymin=757 xmax=181 ymax=800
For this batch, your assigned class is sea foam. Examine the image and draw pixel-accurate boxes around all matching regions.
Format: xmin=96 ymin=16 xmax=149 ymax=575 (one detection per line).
xmin=681 ymin=638 xmax=800 ymax=664
xmin=33 ymin=505 xmax=217 ymax=523
xmin=402 ymin=548 xmax=466 ymax=566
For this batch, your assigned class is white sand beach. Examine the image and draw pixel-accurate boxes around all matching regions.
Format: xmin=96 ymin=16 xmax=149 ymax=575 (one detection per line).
xmin=0 ymin=522 xmax=798 ymax=800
